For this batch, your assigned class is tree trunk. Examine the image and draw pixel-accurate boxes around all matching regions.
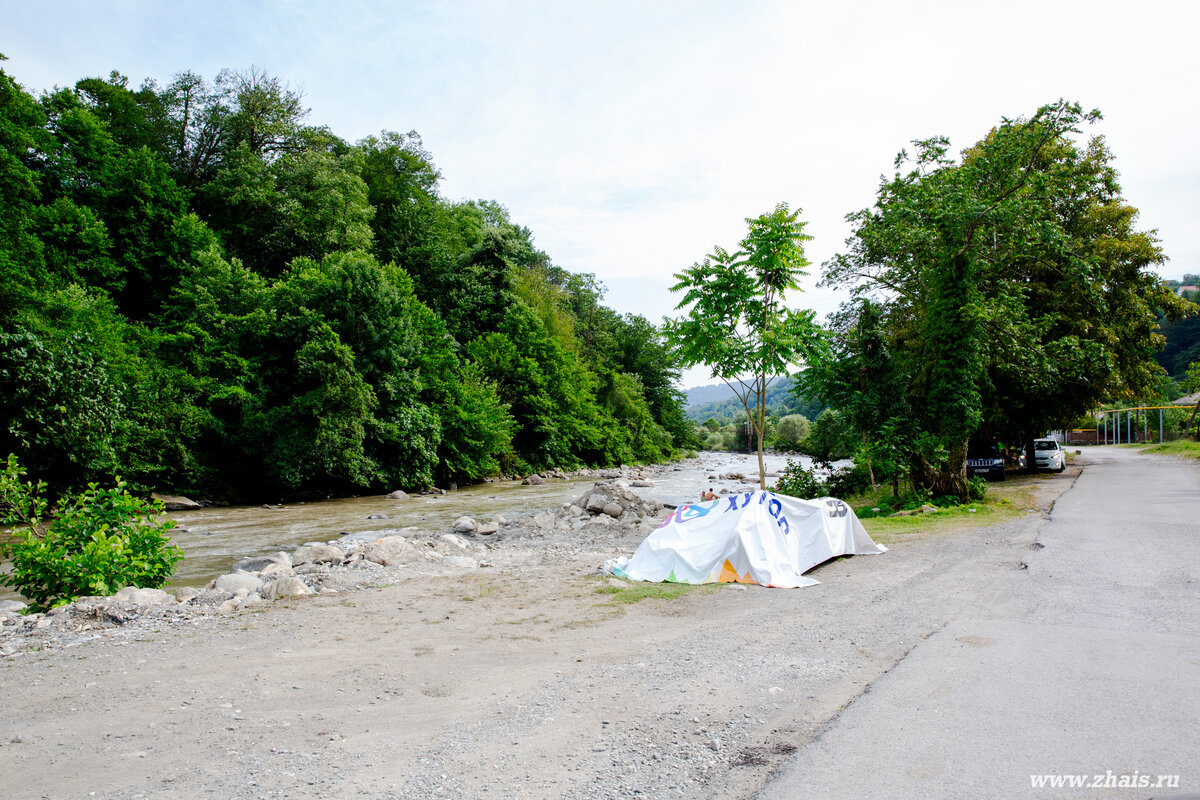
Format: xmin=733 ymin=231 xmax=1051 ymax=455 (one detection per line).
xmin=756 ymin=382 xmax=767 ymax=490
xmin=862 ymin=433 xmax=876 ymax=489
xmin=912 ymin=439 xmax=970 ymax=497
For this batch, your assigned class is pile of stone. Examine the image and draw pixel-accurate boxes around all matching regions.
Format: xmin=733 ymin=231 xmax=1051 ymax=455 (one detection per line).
xmin=0 ymin=529 xmax=498 ymax=656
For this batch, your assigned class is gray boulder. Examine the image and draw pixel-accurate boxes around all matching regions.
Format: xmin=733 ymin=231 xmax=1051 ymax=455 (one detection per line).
xmin=386 ymin=490 xmax=410 ymax=500
xmin=231 ymin=552 xmax=292 ymax=574
xmin=602 ymin=502 xmax=624 ymax=518
xmin=522 ymin=474 xmax=545 ymax=485
xmin=476 ymin=521 xmax=499 ymax=535
xmin=0 ymin=600 xmax=27 ymax=614
xmin=452 ymin=516 xmax=477 ymax=533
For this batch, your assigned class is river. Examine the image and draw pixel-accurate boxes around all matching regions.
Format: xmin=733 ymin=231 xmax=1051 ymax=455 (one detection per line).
xmin=1 ymin=451 xmax=809 ymax=602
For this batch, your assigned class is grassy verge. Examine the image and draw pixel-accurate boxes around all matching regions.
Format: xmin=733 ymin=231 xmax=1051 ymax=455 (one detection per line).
xmin=1133 ymin=439 xmax=1200 ymax=460
xmin=850 ymin=475 xmax=1047 ymax=547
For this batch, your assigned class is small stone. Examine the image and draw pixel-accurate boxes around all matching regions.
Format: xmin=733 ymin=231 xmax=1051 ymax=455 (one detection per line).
xmin=452 ymin=516 xmax=476 ymax=534
xmin=475 ymin=522 xmax=499 ymax=536
xmin=366 ymin=513 xmax=389 ymax=520
xmin=602 ymin=502 xmax=624 ymax=518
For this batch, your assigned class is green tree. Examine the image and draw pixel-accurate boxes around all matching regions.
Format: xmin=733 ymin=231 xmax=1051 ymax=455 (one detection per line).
xmin=664 ymin=203 xmax=822 ymax=488
xmin=824 ymin=100 xmax=1188 ymax=494
xmin=802 ymin=299 xmax=908 ymax=488
xmin=774 ymin=414 xmax=811 ymax=450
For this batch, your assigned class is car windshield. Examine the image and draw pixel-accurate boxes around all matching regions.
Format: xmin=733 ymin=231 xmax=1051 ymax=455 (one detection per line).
xmin=1034 ymin=441 xmax=1058 ymax=451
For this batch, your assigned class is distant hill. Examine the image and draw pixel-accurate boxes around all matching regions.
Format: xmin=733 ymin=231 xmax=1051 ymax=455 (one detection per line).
xmin=684 ymin=377 xmax=824 ymax=423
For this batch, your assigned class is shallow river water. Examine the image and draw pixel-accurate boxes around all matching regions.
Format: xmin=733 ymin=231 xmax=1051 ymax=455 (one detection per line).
xmin=1 ymin=452 xmax=806 ymax=600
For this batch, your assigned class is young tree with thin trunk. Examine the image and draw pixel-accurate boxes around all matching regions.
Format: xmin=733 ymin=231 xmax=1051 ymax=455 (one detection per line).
xmin=664 ymin=203 xmax=822 ymax=489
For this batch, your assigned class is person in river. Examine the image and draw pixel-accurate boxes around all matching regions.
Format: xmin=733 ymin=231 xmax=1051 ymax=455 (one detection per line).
xmin=701 ymin=488 xmax=718 ymax=502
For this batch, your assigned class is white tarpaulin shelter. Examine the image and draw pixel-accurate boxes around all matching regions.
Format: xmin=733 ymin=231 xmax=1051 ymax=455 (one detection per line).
xmin=607 ymin=490 xmax=885 ymax=588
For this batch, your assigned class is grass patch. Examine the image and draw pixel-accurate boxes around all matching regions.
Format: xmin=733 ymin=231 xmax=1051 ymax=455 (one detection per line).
xmin=594 ymin=579 xmax=721 ymax=605
xmin=1135 ymin=439 xmax=1200 ymax=460
xmin=848 ymin=476 xmax=1044 ymax=546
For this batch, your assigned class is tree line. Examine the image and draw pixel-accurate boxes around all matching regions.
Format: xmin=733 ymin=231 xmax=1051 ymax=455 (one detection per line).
xmin=0 ymin=58 xmax=697 ymax=499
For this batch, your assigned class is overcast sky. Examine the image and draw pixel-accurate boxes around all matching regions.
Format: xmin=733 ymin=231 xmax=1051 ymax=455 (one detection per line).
xmin=5 ymin=0 xmax=1198 ymax=387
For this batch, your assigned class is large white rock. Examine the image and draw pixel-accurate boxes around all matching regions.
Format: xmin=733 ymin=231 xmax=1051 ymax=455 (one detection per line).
xmin=151 ymin=492 xmax=202 ymax=510
xmin=263 ymin=578 xmax=313 ymax=599
xmin=214 ymin=572 xmax=264 ymax=595
xmin=291 ymin=544 xmax=344 ymax=566
xmin=113 ymin=587 xmax=174 ymax=606
xmin=365 ymin=536 xmax=419 ymax=566
xmin=440 ymin=533 xmax=471 ymax=550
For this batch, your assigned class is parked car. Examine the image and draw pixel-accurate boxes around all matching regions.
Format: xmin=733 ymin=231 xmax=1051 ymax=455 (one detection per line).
xmin=966 ymin=445 xmax=1006 ymax=481
xmin=1032 ymin=438 xmax=1066 ymax=472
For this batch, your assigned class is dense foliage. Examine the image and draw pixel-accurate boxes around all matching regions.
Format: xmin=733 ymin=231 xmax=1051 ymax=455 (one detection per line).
xmin=1156 ymin=275 xmax=1200 ymax=380
xmin=813 ymin=101 xmax=1190 ymax=496
xmin=0 ymin=58 xmax=696 ymax=498
xmin=0 ymin=455 xmax=182 ymax=611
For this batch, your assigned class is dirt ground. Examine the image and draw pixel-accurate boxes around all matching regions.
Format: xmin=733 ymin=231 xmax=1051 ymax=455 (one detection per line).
xmin=0 ymin=468 xmax=1078 ymax=800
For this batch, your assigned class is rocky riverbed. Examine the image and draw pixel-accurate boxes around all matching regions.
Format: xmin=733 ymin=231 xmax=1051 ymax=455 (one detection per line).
xmin=0 ymin=476 xmax=677 ymax=657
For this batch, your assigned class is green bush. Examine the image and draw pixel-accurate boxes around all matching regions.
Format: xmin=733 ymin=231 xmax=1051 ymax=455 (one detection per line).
xmin=0 ymin=454 xmax=183 ymax=612
xmin=823 ymin=462 xmax=874 ymax=498
xmin=772 ymin=459 xmax=825 ymax=499
xmin=965 ymin=476 xmax=987 ymax=501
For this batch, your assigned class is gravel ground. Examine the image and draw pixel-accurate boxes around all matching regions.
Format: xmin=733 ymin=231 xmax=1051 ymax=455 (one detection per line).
xmin=0 ymin=469 xmax=1073 ymax=800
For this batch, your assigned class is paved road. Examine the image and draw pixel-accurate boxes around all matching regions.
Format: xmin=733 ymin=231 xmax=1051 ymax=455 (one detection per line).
xmin=755 ymin=447 xmax=1200 ymax=799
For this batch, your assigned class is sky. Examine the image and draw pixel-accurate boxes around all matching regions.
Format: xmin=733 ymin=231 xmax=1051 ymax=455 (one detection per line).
xmin=4 ymin=0 xmax=1199 ymax=387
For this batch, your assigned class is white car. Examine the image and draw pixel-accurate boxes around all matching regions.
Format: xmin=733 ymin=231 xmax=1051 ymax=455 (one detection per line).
xmin=1032 ymin=438 xmax=1066 ymax=472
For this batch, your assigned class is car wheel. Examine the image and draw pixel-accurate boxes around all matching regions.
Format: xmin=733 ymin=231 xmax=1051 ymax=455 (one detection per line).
xmin=995 ymin=469 xmax=1006 ymax=482
xmin=1057 ymin=462 xmax=1065 ymax=473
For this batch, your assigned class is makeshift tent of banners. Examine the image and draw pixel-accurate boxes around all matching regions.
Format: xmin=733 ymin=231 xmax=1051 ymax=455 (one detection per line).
xmin=606 ymin=490 xmax=885 ymax=588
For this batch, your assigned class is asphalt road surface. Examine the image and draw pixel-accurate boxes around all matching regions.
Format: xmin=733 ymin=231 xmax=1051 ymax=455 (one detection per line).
xmin=755 ymin=447 xmax=1200 ymax=800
